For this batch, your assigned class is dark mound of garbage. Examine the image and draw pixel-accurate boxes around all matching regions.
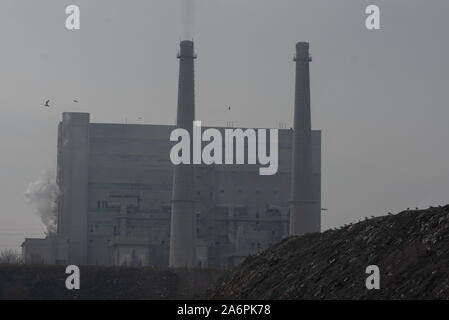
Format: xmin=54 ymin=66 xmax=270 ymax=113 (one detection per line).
xmin=210 ymin=205 xmax=449 ymax=299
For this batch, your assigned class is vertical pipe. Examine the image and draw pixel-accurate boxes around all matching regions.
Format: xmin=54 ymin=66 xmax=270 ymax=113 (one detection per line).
xmin=169 ymin=41 xmax=197 ymax=267
xmin=289 ymin=42 xmax=317 ymax=235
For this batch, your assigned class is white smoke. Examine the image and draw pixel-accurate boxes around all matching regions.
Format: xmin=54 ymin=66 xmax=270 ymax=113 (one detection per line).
xmin=24 ymin=171 xmax=59 ymax=235
xmin=182 ymin=0 xmax=195 ymax=39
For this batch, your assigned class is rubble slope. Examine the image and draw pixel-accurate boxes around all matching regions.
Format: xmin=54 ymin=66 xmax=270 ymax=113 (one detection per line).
xmin=210 ymin=205 xmax=449 ymax=299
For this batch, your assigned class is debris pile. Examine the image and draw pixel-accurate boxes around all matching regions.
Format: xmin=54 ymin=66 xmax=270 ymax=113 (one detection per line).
xmin=209 ymin=205 xmax=449 ymax=299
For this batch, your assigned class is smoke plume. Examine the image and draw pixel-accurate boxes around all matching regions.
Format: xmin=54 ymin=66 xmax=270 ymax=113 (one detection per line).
xmin=24 ymin=171 xmax=59 ymax=235
xmin=182 ymin=0 xmax=195 ymax=39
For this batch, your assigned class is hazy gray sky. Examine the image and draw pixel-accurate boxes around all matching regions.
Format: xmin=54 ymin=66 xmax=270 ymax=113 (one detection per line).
xmin=1 ymin=0 xmax=448 ymax=250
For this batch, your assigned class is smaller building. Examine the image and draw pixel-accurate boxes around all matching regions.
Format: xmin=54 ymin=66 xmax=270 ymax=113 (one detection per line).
xmin=22 ymin=236 xmax=69 ymax=265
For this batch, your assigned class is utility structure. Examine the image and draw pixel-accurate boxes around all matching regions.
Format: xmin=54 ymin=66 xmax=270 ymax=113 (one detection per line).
xmin=169 ymin=40 xmax=197 ymax=267
xmin=22 ymin=41 xmax=322 ymax=268
xmin=289 ymin=42 xmax=319 ymax=235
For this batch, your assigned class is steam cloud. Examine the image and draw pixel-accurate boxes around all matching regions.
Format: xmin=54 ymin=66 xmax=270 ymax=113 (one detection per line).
xmin=182 ymin=0 xmax=194 ymax=39
xmin=24 ymin=171 xmax=59 ymax=235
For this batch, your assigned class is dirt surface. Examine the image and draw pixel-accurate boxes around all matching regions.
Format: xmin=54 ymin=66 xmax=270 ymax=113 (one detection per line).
xmin=2 ymin=206 xmax=448 ymax=300
xmin=0 ymin=265 xmax=222 ymax=300
xmin=209 ymin=205 xmax=449 ymax=299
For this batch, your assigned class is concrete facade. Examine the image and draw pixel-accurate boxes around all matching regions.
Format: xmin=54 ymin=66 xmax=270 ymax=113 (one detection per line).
xmin=57 ymin=112 xmax=89 ymax=264
xmin=22 ymin=113 xmax=321 ymax=268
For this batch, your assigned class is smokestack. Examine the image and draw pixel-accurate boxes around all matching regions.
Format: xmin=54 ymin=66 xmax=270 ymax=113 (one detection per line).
xmin=169 ymin=40 xmax=197 ymax=268
xmin=289 ymin=42 xmax=317 ymax=236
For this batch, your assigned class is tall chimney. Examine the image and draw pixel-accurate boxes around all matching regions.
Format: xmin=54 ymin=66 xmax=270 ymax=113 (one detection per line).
xmin=169 ymin=40 xmax=197 ymax=268
xmin=289 ymin=42 xmax=317 ymax=236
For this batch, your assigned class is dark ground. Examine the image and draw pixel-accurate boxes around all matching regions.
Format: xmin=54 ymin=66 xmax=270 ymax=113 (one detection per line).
xmin=2 ymin=205 xmax=449 ymax=300
xmin=209 ymin=205 xmax=449 ymax=299
xmin=0 ymin=265 xmax=222 ymax=300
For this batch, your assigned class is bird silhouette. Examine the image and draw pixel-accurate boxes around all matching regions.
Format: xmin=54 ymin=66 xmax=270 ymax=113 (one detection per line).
xmin=73 ymin=99 xmax=79 ymax=103
xmin=44 ymin=100 xmax=50 ymax=107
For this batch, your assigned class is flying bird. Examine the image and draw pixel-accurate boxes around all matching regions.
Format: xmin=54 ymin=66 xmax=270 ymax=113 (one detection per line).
xmin=73 ymin=99 xmax=79 ymax=103
xmin=44 ymin=100 xmax=50 ymax=107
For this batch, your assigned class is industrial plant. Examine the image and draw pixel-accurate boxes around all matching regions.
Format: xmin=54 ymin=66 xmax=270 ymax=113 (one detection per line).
xmin=21 ymin=41 xmax=321 ymax=268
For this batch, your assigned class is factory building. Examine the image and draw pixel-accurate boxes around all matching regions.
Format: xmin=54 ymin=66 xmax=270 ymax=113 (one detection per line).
xmin=22 ymin=41 xmax=321 ymax=268
xmin=22 ymin=113 xmax=321 ymax=267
